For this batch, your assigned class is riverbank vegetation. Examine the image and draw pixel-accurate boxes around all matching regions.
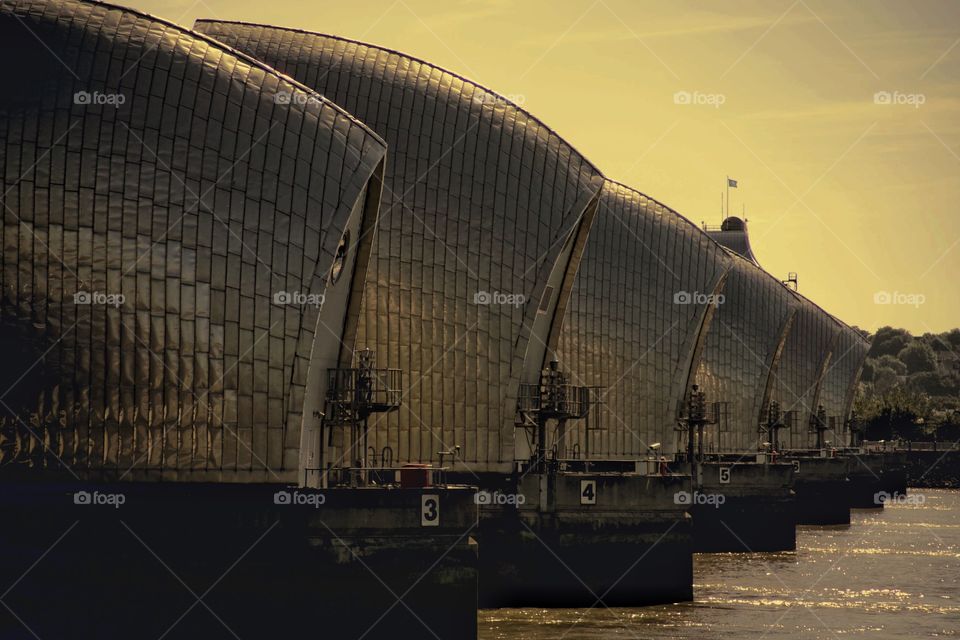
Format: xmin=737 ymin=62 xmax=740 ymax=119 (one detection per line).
xmin=855 ymin=326 xmax=960 ymax=442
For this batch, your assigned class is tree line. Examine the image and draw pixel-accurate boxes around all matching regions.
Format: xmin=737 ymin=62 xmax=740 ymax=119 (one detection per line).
xmin=854 ymin=326 xmax=960 ymax=442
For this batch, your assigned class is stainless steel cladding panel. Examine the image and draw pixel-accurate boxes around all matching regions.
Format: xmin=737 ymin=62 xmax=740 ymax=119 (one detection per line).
xmin=194 ymin=21 xmax=605 ymax=471
xmin=819 ymin=325 xmax=870 ymax=446
xmin=693 ymin=251 xmax=798 ymax=453
xmin=0 ymin=0 xmax=386 ymax=482
xmin=772 ymin=295 xmax=840 ymax=449
xmin=555 ymin=182 xmax=730 ymax=459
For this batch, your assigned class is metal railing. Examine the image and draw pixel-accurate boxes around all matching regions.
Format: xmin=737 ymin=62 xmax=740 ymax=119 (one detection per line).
xmin=324 ymin=367 xmax=402 ymax=425
xmin=863 ymin=440 xmax=960 ymax=452
xmin=517 ymin=383 xmax=594 ymax=420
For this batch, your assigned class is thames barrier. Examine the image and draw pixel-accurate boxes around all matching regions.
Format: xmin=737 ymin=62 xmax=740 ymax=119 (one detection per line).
xmin=0 ymin=1 xmax=955 ymax=639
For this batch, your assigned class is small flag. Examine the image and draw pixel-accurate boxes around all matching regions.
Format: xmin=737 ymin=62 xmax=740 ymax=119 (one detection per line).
xmin=727 ymin=178 xmax=738 ymax=188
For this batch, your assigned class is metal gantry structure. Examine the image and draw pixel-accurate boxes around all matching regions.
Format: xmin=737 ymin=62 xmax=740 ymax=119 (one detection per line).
xmin=676 ymin=384 xmax=718 ymax=485
xmin=517 ymin=361 xmax=596 ymax=473
xmin=810 ymin=404 xmax=830 ymax=450
xmin=760 ymin=400 xmax=787 ymax=454
xmin=320 ymin=349 xmax=402 ymax=487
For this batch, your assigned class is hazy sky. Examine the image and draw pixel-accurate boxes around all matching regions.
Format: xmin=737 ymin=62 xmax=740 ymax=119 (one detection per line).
xmin=128 ymin=0 xmax=959 ymax=334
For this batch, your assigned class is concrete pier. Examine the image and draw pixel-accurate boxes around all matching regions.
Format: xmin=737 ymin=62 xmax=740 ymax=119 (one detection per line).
xmin=0 ymin=481 xmax=478 ymax=640
xmin=683 ymin=458 xmax=796 ymax=552
xmin=879 ymin=451 xmax=909 ymax=495
xmin=843 ymin=451 xmax=886 ymax=509
xmin=476 ymin=470 xmax=693 ymax=608
xmin=896 ymin=446 xmax=959 ymax=488
xmin=783 ymin=452 xmax=852 ymax=525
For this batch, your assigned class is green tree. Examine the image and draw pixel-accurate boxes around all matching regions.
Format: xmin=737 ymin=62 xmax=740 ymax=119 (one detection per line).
xmin=898 ymin=342 xmax=937 ymax=374
xmin=871 ymin=367 xmax=900 ymax=394
xmin=936 ymin=412 xmax=960 ymax=441
xmin=877 ymin=354 xmax=907 ymax=376
xmin=928 ymin=334 xmax=952 ymax=352
xmin=946 ymin=329 xmax=960 ymax=348
xmin=869 ymin=326 xmax=912 ymax=358
xmin=908 ymin=371 xmax=960 ymax=396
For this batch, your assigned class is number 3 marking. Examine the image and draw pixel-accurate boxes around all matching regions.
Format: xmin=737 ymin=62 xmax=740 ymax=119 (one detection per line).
xmin=421 ymin=494 xmax=439 ymax=527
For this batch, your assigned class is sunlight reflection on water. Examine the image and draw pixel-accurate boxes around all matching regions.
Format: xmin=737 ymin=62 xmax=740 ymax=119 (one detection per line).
xmin=480 ymin=489 xmax=960 ymax=639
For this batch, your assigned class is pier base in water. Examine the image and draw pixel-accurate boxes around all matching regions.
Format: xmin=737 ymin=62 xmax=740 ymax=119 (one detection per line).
xmin=477 ymin=471 xmax=693 ymax=608
xmin=785 ymin=454 xmax=852 ymax=525
xmin=879 ymin=451 xmax=909 ymax=495
xmin=844 ymin=452 xmax=886 ymax=509
xmin=0 ymin=482 xmax=478 ymax=640
xmin=688 ymin=460 xmax=796 ymax=552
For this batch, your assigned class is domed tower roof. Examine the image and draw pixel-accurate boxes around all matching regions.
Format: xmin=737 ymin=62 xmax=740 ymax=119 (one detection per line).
xmin=705 ymin=216 xmax=760 ymax=266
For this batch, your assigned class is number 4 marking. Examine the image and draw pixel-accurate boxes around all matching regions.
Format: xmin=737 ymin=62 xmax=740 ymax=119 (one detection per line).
xmin=421 ymin=494 xmax=439 ymax=527
xmin=580 ymin=480 xmax=597 ymax=505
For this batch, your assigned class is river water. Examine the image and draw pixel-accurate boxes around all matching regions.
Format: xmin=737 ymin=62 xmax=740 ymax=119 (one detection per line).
xmin=480 ymin=489 xmax=960 ymax=639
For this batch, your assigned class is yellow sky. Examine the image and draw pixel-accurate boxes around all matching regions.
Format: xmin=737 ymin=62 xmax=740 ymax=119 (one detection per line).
xmin=136 ymin=0 xmax=960 ymax=334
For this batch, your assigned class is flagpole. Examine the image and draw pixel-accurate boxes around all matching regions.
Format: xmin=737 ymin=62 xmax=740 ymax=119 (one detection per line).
xmin=725 ymin=176 xmax=729 ymax=220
